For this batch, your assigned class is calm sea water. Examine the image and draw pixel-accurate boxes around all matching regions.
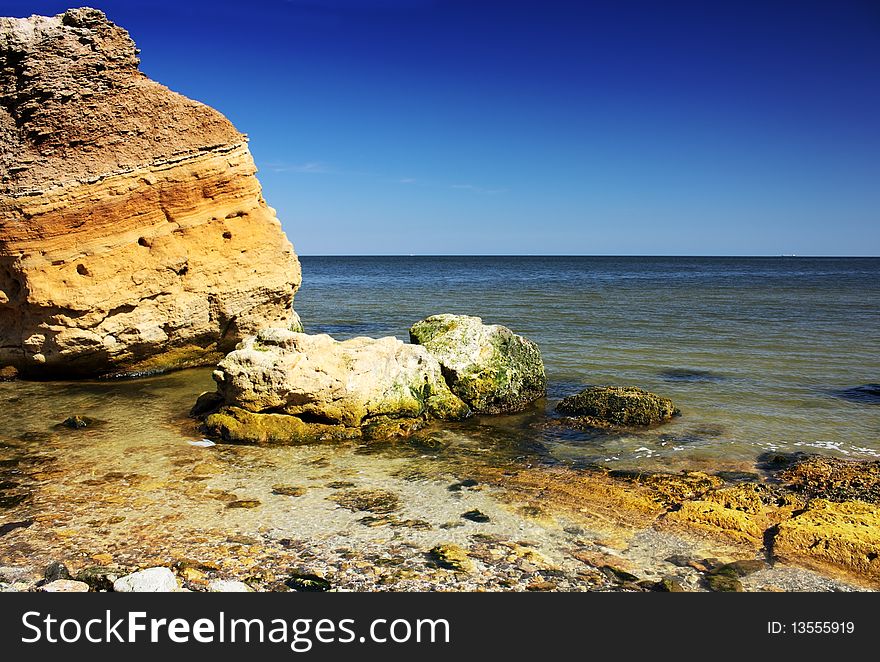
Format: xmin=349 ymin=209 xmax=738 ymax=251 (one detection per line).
xmin=295 ymin=256 xmax=880 ymax=468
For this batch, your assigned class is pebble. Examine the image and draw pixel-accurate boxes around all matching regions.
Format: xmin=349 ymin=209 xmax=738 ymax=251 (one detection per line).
xmin=113 ymin=567 xmax=179 ymax=592
xmin=208 ymin=579 xmax=253 ymax=592
xmin=40 ymin=579 xmax=90 ymax=592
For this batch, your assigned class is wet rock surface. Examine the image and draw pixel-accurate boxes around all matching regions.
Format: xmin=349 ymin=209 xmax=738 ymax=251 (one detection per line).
xmin=410 ymin=314 xmax=546 ymax=414
xmin=203 ymin=329 xmax=470 ymax=443
xmin=556 ymin=386 xmax=680 ymax=427
xmin=0 ymin=372 xmax=876 ymax=593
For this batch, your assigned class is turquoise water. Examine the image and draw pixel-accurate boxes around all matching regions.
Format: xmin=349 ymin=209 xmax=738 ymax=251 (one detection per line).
xmin=294 ymin=256 xmax=880 ymax=468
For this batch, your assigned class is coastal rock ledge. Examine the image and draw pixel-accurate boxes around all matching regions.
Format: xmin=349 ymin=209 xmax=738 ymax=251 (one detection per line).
xmin=0 ymin=8 xmax=301 ymax=377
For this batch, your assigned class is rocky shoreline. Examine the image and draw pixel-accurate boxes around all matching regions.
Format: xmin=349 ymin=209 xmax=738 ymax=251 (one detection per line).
xmin=1 ymin=9 xmax=876 ymax=594
xmin=1 ymin=387 xmax=876 ymax=592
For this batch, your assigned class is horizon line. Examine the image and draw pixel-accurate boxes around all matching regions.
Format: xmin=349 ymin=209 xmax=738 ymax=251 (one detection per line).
xmin=296 ymin=253 xmax=880 ymax=258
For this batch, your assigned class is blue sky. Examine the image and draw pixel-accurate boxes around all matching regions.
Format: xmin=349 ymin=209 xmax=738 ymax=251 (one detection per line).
xmin=4 ymin=1 xmax=880 ymax=255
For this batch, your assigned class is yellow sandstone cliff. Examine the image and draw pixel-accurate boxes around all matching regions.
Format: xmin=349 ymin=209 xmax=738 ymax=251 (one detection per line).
xmin=0 ymin=7 xmax=301 ymax=377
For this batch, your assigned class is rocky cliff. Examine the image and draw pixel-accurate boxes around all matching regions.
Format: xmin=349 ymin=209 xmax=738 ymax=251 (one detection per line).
xmin=0 ymin=7 xmax=301 ymax=377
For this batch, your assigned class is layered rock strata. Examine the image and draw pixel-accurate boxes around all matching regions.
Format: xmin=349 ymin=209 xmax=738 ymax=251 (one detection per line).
xmin=204 ymin=329 xmax=471 ymax=443
xmin=0 ymin=8 xmax=300 ymax=377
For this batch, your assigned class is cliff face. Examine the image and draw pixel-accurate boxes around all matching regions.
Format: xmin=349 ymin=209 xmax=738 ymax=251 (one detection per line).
xmin=0 ymin=7 xmax=301 ymax=377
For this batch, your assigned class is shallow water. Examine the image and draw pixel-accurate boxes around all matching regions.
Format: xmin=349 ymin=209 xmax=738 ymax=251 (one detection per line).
xmin=1 ymin=256 xmax=877 ymax=590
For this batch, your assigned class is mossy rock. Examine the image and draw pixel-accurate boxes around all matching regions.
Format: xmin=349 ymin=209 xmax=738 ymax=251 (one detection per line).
xmin=410 ymin=314 xmax=546 ymax=414
xmin=710 ymin=560 xmax=766 ymax=578
xmin=329 ymin=488 xmax=400 ymax=514
xmin=777 ymin=455 xmax=880 ymax=504
xmin=74 ymin=566 xmax=125 ymax=591
xmin=556 ymin=386 xmax=680 ymax=426
xmin=705 ymin=573 xmax=744 ymax=592
xmin=428 ymin=543 xmax=473 ymax=572
xmin=773 ymin=498 xmax=880 ymax=583
xmin=285 ymin=572 xmax=330 ymax=592
xmin=361 ymin=415 xmax=427 ymax=441
xmin=204 ymin=407 xmax=361 ymax=445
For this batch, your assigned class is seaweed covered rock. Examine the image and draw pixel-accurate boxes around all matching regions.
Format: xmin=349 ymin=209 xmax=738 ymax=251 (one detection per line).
xmin=773 ymin=499 xmax=880 ymax=583
xmin=777 ymin=455 xmax=880 ymax=503
xmin=556 ymin=386 xmax=679 ymax=427
xmin=409 ymin=314 xmax=546 ymax=414
xmin=203 ymin=329 xmax=470 ymax=443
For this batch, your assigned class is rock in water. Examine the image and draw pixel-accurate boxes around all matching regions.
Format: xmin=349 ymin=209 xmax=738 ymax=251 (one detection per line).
xmin=409 ymin=314 xmax=546 ymax=414
xmin=556 ymin=386 xmax=679 ymax=427
xmin=0 ymin=8 xmax=301 ymax=378
xmin=204 ymin=329 xmax=470 ymax=443
xmin=112 ymin=567 xmax=178 ymax=592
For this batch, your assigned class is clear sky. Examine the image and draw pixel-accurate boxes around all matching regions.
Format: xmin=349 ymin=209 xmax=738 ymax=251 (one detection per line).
xmin=4 ymin=1 xmax=880 ymax=255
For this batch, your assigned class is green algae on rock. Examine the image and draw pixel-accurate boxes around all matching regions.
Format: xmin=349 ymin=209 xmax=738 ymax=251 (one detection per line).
xmin=428 ymin=543 xmax=474 ymax=572
xmin=409 ymin=314 xmax=546 ymax=414
xmin=556 ymin=385 xmax=680 ymax=427
xmin=205 ymin=406 xmax=362 ymax=445
xmin=772 ymin=498 xmax=880 ymax=584
xmin=201 ymin=329 xmax=470 ymax=443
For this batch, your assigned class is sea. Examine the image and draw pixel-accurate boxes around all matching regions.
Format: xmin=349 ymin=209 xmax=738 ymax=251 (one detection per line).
xmin=1 ymin=255 xmax=878 ymax=584
xmin=294 ymin=256 xmax=880 ymax=468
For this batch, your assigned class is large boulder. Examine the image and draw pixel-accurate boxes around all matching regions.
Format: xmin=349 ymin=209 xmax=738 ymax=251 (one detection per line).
xmin=204 ymin=329 xmax=470 ymax=443
xmin=556 ymin=386 xmax=679 ymax=427
xmin=409 ymin=314 xmax=546 ymax=414
xmin=0 ymin=8 xmax=300 ymax=377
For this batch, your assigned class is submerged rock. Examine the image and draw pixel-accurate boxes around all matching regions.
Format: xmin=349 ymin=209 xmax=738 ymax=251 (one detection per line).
xmin=43 ymin=561 xmax=69 ymax=583
xmin=556 ymin=386 xmax=679 ymax=427
xmin=409 ymin=314 xmax=546 ymax=414
xmin=428 ymin=544 xmax=473 ymax=572
xmin=204 ymin=329 xmax=470 ymax=443
xmin=112 ymin=567 xmax=178 ymax=592
xmin=226 ymin=499 xmax=261 ymax=509
xmin=658 ymin=368 xmax=724 ymax=383
xmin=285 ymin=573 xmax=331 ymax=592
xmin=0 ymin=8 xmax=301 ymax=378
xmin=74 ymin=566 xmax=123 ymax=591
xmin=329 ymin=488 xmax=400 ymax=514
xmin=830 ymin=384 xmax=880 ymax=405
xmin=710 ymin=559 xmax=766 ymax=578
xmin=58 ymin=415 xmax=94 ymax=429
xmin=461 ymin=509 xmax=490 ymax=523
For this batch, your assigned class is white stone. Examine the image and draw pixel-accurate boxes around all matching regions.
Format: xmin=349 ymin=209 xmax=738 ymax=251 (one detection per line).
xmin=207 ymin=579 xmax=253 ymax=592
xmin=40 ymin=579 xmax=90 ymax=592
xmin=112 ymin=567 xmax=178 ymax=592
